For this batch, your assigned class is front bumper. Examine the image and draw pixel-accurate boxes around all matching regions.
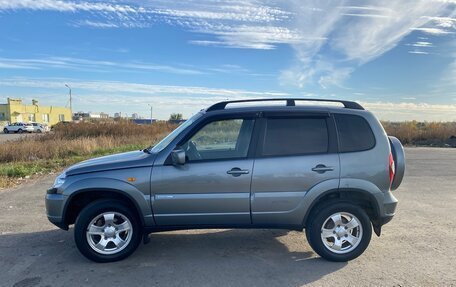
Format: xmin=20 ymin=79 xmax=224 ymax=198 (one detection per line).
xmin=45 ymin=191 xmax=69 ymax=230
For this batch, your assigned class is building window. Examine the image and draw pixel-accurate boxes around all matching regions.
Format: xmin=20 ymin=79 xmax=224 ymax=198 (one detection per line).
xmin=28 ymin=114 xmax=36 ymax=122
xmin=0 ymin=112 xmax=5 ymax=120
xmin=42 ymin=114 xmax=50 ymax=123
xmin=58 ymin=114 xmax=65 ymax=121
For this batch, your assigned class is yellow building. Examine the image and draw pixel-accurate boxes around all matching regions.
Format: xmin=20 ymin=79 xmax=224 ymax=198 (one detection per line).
xmin=0 ymin=98 xmax=72 ymax=126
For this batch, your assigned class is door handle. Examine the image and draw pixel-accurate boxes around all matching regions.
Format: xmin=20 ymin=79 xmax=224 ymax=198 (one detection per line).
xmin=312 ymin=164 xmax=334 ymax=173
xmin=227 ymin=167 xmax=250 ymax=177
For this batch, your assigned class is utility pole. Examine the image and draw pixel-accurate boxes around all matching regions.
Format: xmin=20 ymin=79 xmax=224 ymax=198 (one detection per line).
xmin=148 ymin=104 xmax=153 ymax=124
xmin=65 ymin=84 xmax=72 ymax=118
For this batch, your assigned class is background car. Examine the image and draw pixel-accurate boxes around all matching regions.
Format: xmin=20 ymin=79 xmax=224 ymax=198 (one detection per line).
xmin=30 ymin=122 xmax=50 ymax=133
xmin=3 ymin=122 xmax=34 ymax=133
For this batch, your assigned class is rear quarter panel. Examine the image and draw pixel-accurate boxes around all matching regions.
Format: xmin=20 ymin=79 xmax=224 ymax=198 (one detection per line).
xmin=337 ymin=110 xmax=391 ymax=193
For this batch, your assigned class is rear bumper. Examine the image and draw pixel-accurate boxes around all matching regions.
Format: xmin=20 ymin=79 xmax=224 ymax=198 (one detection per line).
xmin=45 ymin=192 xmax=69 ymax=230
xmin=373 ymin=190 xmax=398 ymax=228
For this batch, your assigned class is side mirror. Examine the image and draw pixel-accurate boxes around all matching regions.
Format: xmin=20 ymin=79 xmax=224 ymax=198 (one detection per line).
xmin=171 ymin=149 xmax=186 ymax=165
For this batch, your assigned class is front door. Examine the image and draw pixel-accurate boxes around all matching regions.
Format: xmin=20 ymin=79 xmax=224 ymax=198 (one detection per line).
xmin=151 ymin=118 xmax=256 ymax=226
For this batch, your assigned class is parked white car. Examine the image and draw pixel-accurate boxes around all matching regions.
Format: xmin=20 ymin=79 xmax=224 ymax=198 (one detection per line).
xmin=30 ymin=122 xmax=50 ymax=133
xmin=3 ymin=122 xmax=35 ymax=133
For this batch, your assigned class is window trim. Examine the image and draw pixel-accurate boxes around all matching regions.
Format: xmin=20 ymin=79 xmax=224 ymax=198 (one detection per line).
xmin=256 ymin=115 xmax=336 ymax=158
xmin=164 ymin=114 xmax=260 ymax=164
xmin=333 ymin=113 xmax=377 ymax=153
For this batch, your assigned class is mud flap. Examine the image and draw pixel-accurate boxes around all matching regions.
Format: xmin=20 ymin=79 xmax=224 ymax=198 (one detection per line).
xmin=373 ymin=224 xmax=381 ymax=237
xmin=143 ymin=233 xmax=151 ymax=244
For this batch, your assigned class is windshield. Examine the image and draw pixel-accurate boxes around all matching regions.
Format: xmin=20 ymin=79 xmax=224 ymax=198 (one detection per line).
xmin=150 ymin=112 xmax=203 ymax=153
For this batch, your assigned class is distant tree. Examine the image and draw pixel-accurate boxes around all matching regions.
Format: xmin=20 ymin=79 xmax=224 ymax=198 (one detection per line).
xmin=169 ymin=113 xmax=183 ymax=121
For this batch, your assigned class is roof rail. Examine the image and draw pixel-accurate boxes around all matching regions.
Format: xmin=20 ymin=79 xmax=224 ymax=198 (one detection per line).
xmin=206 ymin=98 xmax=364 ymax=112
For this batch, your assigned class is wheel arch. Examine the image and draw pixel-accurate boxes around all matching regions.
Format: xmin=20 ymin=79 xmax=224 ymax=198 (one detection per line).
xmin=63 ymin=188 xmax=145 ymax=228
xmin=303 ymin=188 xmax=381 ymax=232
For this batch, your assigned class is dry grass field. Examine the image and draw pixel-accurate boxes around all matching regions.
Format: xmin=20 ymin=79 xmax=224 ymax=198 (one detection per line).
xmin=381 ymin=121 xmax=456 ymax=146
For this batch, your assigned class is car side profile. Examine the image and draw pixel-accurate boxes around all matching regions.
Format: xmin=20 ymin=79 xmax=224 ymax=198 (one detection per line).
xmin=30 ymin=122 xmax=50 ymax=133
xmin=45 ymin=98 xmax=405 ymax=263
xmin=3 ymin=122 xmax=34 ymax=133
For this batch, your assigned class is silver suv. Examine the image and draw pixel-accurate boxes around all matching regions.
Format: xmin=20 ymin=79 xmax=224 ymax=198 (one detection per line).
xmin=46 ymin=98 xmax=405 ymax=263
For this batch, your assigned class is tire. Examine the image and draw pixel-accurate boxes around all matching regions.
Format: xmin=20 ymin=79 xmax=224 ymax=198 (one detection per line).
xmin=17 ymin=129 xmax=23 ymax=133
xmin=306 ymin=201 xmax=372 ymax=262
xmin=3 ymin=128 xmax=8 ymax=134
xmin=74 ymin=199 xmax=142 ymax=263
xmin=37 ymin=129 xmax=42 ymax=133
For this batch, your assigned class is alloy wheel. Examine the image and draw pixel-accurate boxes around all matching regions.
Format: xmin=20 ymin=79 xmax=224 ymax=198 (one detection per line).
xmin=320 ymin=212 xmax=363 ymax=254
xmin=86 ymin=212 xmax=133 ymax=255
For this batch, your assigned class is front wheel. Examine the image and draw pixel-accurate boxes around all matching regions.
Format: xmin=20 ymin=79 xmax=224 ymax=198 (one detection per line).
xmin=306 ymin=201 xmax=372 ymax=262
xmin=74 ymin=199 xmax=142 ymax=263
xmin=3 ymin=128 xmax=8 ymax=134
xmin=17 ymin=129 xmax=23 ymax=133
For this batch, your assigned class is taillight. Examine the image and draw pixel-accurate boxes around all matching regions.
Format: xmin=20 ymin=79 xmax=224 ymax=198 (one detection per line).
xmin=389 ymin=153 xmax=395 ymax=187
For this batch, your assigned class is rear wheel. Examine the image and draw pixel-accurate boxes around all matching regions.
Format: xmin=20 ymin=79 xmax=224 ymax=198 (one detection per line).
xmin=17 ymin=129 xmax=23 ymax=133
xmin=74 ymin=199 xmax=142 ymax=263
xmin=37 ymin=129 xmax=42 ymax=133
xmin=306 ymin=201 xmax=372 ymax=262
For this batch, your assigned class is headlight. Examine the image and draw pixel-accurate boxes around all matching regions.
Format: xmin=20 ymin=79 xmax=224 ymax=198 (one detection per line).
xmin=53 ymin=172 xmax=66 ymax=188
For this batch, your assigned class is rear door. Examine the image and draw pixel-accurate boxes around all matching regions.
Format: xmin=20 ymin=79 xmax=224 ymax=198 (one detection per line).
xmin=251 ymin=113 xmax=340 ymax=226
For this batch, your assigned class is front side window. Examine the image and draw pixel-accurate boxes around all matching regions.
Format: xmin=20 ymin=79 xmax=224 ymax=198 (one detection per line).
xmin=151 ymin=112 xmax=203 ymax=153
xmin=182 ymin=118 xmax=254 ymax=161
xmin=262 ymin=117 xmax=328 ymax=156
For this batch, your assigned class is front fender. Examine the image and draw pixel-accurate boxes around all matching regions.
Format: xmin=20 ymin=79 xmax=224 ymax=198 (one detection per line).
xmin=63 ymin=176 xmax=154 ymax=226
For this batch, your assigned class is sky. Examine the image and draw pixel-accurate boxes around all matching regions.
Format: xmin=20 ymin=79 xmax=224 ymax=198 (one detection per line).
xmin=0 ymin=0 xmax=455 ymax=121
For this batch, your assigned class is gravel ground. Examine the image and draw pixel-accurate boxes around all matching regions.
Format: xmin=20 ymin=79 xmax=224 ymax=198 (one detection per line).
xmin=0 ymin=148 xmax=455 ymax=287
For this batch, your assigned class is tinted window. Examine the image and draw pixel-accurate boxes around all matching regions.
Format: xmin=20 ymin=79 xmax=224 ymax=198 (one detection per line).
xmin=183 ymin=119 xmax=254 ymax=161
xmin=335 ymin=114 xmax=375 ymax=152
xmin=262 ymin=118 xmax=328 ymax=156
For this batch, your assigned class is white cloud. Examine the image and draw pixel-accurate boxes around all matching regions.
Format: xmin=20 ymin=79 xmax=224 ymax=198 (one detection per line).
xmin=189 ymin=25 xmax=311 ymax=49
xmin=408 ymin=41 xmax=434 ymax=47
xmin=411 ymin=27 xmax=454 ymax=35
xmin=280 ymin=0 xmax=454 ymax=88
xmin=0 ymin=0 xmax=140 ymax=13
xmin=153 ymin=4 xmax=290 ymax=22
xmin=0 ymin=56 xmax=205 ymax=75
xmin=0 ymin=77 xmax=289 ymax=97
xmin=423 ymin=16 xmax=456 ymax=28
xmin=408 ymin=50 xmax=429 ymax=55
xmin=361 ymin=101 xmax=456 ymax=121
xmin=73 ymin=20 xmax=119 ymax=28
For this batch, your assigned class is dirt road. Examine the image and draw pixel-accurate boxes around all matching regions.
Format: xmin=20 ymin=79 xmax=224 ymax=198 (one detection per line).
xmin=0 ymin=148 xmax=455 ymax=286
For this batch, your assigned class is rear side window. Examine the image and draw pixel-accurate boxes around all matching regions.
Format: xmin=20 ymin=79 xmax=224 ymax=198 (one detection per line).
xmin=262 ymin=118 xmax=328 ymax=156
xmin=335 ymin=114 xmax=375 ymax=152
